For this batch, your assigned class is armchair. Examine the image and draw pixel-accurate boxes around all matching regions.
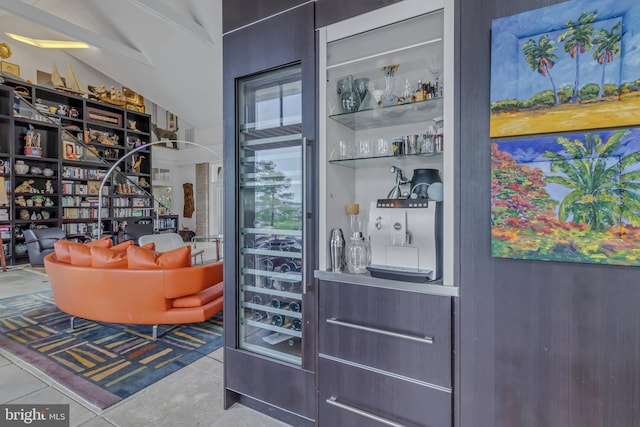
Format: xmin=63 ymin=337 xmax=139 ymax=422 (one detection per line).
xmin=23 ymin=228 xmax=66 ymax=267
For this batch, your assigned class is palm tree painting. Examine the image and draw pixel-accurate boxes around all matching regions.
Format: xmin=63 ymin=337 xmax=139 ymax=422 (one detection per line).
xmin=491 ymin=128 xmax=640 ymax=266
xmin=490 ymin=0 xmax=639 ymax=137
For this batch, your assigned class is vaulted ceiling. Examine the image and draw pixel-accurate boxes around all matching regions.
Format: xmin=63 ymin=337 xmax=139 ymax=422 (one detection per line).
xmin=0 ymin=0 xmax=222 ymax=137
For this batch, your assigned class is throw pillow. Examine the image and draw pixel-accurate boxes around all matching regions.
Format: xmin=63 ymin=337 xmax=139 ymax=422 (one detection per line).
xmin=141 ymin=242 xmax=156 ymax=251
xmin=112 ymin=240 xmax=134 ymax=252
xmin=54 ymin=237 xmax=112 ymax=263
xmin=91 ymin=246 xmax=128 ymax=268
xmin=127 ymin=245 xmax=192 ymax=269
xmin=68 ymin=244 xmax=92 ymax=266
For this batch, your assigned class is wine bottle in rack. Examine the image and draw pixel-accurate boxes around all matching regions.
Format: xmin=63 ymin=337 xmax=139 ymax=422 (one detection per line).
xmin=288 ymin=301 xmax=301 ymax=312
xmin=291 ymin=318 xmax=302 ymax=331
xmin=271 ymin=314 xmax=291 ymax=328
xmin=270 ymin=298 xmax=289 ymax=309
xmin=253 ymin=310 xmax=268 ymax=322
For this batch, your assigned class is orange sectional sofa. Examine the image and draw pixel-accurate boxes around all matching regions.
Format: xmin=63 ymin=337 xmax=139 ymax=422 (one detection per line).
xmin=44 ymin=252 xmax=223 ymax=338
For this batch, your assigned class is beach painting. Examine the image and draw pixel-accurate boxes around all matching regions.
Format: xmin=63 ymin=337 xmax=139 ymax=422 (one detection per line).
xmin=490 ymin=0 xmax=640 ymax=137
xmin=491 ymin=127 xmax=640 ymax=266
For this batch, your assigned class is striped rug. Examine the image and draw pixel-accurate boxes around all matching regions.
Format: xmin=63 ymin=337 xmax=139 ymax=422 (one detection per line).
xmin=0 ymin=290 xmax=223 ymax=409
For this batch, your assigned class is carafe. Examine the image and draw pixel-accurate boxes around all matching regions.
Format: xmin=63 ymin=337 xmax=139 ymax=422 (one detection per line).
xmin=347 ymin=232 xmax=368 ymax=274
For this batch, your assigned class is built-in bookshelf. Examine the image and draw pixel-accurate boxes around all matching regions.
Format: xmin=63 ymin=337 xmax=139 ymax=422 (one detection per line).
xmin=0 ymin=79 xmax=177 ymax=265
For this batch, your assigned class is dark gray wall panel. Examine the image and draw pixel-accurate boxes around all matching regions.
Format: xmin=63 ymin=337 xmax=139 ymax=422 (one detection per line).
xmin=222 ymin=0 xmax=309 ymax=33
xmin=458 ymin=0 xmax=640 ymax=426
xmin=315 ymin=0 xmax=404 ymax=28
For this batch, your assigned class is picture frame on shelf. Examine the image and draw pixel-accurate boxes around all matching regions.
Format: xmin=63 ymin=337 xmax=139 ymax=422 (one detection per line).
xmin=1 ymin=61 xmax=20 ymax=78
xmin=166 ymin=111 xmax=178 ymax=131
xmin=62 ymin=139 xmax=78 ymax=160
xmin=87 ymin=180 xmax=100 ymax=195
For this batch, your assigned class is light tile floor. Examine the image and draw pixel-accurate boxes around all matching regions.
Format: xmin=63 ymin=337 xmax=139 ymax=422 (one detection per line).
xmin=0 ymin=268 xmax=290 ymax=427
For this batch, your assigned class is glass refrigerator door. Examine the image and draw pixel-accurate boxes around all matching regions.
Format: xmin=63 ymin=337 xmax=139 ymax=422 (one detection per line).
xmin=237 ymin=65 xmax=304 ymax=365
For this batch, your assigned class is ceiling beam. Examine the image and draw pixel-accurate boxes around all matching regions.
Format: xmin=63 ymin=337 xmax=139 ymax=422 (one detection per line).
xmin=130 ymin=0 xmax=213 ymax=45
xmin=0 ymin=1 xmax=151 ymax=65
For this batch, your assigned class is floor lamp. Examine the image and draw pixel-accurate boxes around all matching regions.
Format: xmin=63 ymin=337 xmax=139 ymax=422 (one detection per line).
xmin=97 ymin=140 xmax=222 ymax=238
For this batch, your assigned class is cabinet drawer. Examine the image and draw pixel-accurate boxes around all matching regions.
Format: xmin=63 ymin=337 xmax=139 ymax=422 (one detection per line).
xmin=319 ymin=281 xmax=452 ymax=387
xmin=318 ymin=357 xmax=451 ymax=427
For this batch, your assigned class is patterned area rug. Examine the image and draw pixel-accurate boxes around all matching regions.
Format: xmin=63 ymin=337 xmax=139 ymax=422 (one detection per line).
xmin=0 ymin=290 xmax=223 ymax=409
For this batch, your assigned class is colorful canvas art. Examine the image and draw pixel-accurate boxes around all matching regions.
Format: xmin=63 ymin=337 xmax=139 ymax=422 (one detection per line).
xmin=491 ymin=127 xmax=640 ymax=266
xmin=490 ymin=0 xmax=640 ymax=137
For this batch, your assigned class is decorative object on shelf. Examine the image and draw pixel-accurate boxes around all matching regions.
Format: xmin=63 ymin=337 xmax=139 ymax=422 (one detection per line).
xmin=337 ymin=74 xmax=356 ymax=113
xmin=380 ymin=64 xmax=400 ymax=107
xmin=128 ymin=120 xmax=139 ymax=132
xmin=50 ymin=64 xmax=90 ymax=96
xmin=15 ymin=242 xmax=27 ymax=255
xmin=89 ymin=84 xmax=126 ymax=106
xmin=131 ymin=154 xmax=145 ymax=174
xmin=57 ymin=105 xmax=68 ymax=116
xmin=24 ymin=124 xmax=42 ymax=157
xmin=44 ymin=197 xmax=53 ymax=207
xmin=14 ymin=160 xmax=29 ymax=175
xmin=15 ymin=195 xmax=26 ymax=206
xmin=32 ymin=195 xmax=44 ymax=206
xmin=45 ymin=180 xmax=54 ymax=194
xmin=15 ymin=179 xmax=39 ymax=194
xmin=138 ymin=177 xmax=148 ymax=187
xmin=1 ymin=61 xmax=20 ymax=78
xmin=86 ymin=106 xmax=123 ymax=127
xmin=123 ymin=87 xmax=145 ymax=113
xmin=19 ymin=209 xmax=29 ymax=220
xmin=29 ymin=166 xmax=42 ymax=175
xmin=68 ymin=107 xmax=79 ymax=118
xmin=42 ymin=167 xmax=54 ymax=177
xmin=41 ymin=210 xmax=50 ymax=220
xmin=62 ymin=139 xmax=78 ymax=160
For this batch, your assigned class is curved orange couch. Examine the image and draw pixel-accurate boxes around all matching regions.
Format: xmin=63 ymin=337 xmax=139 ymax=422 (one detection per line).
xmin=44 ymin=253 xmax=223 ymax=336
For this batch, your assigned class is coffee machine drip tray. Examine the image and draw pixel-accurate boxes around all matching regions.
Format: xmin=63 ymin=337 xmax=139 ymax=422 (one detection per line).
xmin=367 ymin=264 xmax=433 ymax=283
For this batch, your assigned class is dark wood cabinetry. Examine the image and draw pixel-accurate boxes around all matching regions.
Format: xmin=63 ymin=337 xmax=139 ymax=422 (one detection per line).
xmin=223 ymin=2 xmax=316 ymax=426
xmin=318 ymin=280 xmax=452 ymax=426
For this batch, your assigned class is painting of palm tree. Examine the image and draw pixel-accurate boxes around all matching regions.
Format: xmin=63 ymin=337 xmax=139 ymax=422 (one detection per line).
xmin=558 ymin=11 xmax=597 ymax=103
xmin=490 ymin=0 xmax=640 ymax=137
xmin=491 ymin=128 xmax=640 ymax=266
xmin=593 ymin=21 xmax=624 ymax=99
xmin=522 ymin=35 xmax=560 ymax=104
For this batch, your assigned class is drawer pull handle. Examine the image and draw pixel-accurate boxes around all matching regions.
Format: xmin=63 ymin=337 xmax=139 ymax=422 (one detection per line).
xmin=326 ymin=396 xmax=406 ymax=427
xmin=326 ymin=318 xmax=433 ymax=344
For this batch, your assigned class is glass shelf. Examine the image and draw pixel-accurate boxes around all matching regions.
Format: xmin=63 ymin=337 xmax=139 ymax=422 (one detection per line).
xmin=329 ymin=97 xmax=442 ymax=130
xmin=329 ymin=151 xmax=442 ymax=168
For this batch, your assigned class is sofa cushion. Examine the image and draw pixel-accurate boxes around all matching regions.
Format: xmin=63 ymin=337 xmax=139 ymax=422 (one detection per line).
xmin=172 ymin=282 xmax=223 ymax=308
xmin=112 ymin=240 xmax=134 ymax=252
xmin=141 ymin=242 xmax=155 ymax=251
xmin=91 ymin=246 xmax=128 ymax=268
xmin=127 ymin=245 xmax=192 ymax=269
xmin=54 ymin=237 xmax=112 ymax=264
xmin=68 ymin=244 xmax=92 ymax=266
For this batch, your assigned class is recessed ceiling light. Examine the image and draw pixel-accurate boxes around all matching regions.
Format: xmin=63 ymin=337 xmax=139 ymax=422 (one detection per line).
xmin=5 ymin=32 xmax=89 ymax=49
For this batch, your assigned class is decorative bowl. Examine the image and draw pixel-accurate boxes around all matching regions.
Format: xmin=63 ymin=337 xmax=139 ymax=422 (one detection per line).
xmin=30 ymin=166 xmax=43 ymax=175
xmin=43 ymin=168 xmax=54 ymax=177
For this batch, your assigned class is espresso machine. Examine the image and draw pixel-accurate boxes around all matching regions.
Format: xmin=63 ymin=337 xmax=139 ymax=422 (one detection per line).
xmin=367 ymin=167 xmax=443 ymax=282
